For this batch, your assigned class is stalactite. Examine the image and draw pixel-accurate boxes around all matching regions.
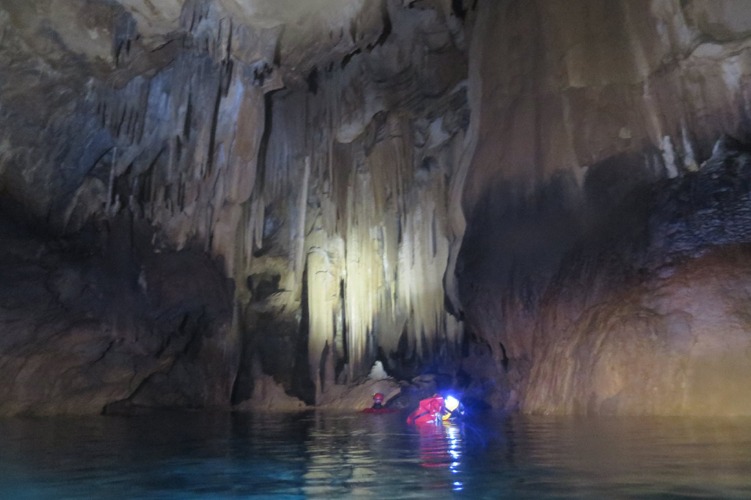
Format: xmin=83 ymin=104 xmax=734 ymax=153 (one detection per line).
xmin=106 ymin=147 xmax=117 ymax=217
xmin=357 ymin=119 xmax=408 ymax=361
xmin=294 ymin=157 xmax=311 ymax=284
xmin=343 ymin=167 xmax=381 ymax=380
xmin=306 ymin=242 xmax=341 ymax=400
xmin=53 ymin=0 xmax=472 ymax=403
xmin=396 ymin=172 xmax=455 ymax=361
xmin=84 ymin=0 xmax=281 ymax=285
xmin=243 ymin=2 xmax=471 ymax=389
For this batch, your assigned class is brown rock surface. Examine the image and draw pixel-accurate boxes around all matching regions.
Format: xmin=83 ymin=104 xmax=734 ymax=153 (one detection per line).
xmin=0 ymin=211 xmax=232 ymax=416
xmin=526 ymin=246 xmax=751 ymax=416
xmin=1 ymin=0 xmax=751 ymax=415
xmin=456 ymin=0 xmax=751 ymax=414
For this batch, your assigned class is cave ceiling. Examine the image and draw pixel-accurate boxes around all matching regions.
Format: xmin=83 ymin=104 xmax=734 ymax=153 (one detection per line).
xmin=1 ymin=0 xmax=386 ymax=88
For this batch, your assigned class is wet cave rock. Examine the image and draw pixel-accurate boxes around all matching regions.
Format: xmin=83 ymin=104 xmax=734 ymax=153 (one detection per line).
xmin=2 ymin=0 xmax=751 ymax=416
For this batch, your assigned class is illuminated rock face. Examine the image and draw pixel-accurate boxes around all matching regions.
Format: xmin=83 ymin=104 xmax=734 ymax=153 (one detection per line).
xmin=0 ymin=0 xmax=469 ymax=413
xmin=246 ymin=5 xmax=469 ymax=403
xmin=526 ymin=246 xmax=751 ymax=416
xmin=456 ymin=0 xmax=751 ymax=414
xmin=1 ymin=0 xmax=751 ymax=415
xmin=523 ymin=141 xmax=751 ymax=415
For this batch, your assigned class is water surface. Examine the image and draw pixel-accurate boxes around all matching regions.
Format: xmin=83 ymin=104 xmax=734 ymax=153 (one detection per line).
xmin=1 ymin=411 xmax=750 ymax=498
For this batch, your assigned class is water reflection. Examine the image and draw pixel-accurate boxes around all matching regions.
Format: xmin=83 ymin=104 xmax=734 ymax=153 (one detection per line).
xmin=516 ymin=416 xmax=751 ymax=498
xmin=416 ymin=422 xmax=464 ymax=491
xmin=0 ymin=412 xmax=750 ymax=498
xmin=299 ymin=412 xmax=409 ymax=496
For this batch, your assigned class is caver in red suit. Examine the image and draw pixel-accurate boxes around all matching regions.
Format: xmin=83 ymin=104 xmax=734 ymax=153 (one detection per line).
xmin=406 ymin=395 xmax=445 ymax=425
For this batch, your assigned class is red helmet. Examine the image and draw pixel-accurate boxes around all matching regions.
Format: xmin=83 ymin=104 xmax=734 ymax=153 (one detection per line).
xmin=373 ymin=393 xmax=384 ymax=403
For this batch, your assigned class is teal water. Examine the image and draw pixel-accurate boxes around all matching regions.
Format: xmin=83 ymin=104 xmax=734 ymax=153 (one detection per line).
xmin=0 ymin=411 xmax=750 ymax=498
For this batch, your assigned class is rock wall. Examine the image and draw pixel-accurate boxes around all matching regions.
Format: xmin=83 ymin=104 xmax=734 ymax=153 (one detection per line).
xmin=525 ymin=140 xmax=751 ymax=415
xmin=0 ymin=209 xmax=233 ymax=416
xmin=242 ymin=1 xmax=470 ymax=404
xmin=458 ymin=0 xmax=751 ymax=414
xmin=0 ymin=0 xmax=473 ymax=413
xmin=2 ymin=0 xmax=751 ymax=415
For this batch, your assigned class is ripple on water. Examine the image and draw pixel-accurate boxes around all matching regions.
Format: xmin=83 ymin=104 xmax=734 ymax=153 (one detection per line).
xmin=0 ymin=412 xmax=750 ymax=498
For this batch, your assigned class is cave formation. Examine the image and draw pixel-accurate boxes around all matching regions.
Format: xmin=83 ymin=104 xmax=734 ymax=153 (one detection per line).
xmin=1 ymin=0 xmax=751 ymax=416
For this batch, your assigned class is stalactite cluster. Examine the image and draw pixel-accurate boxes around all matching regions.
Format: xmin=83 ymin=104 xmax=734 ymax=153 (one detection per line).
xmin=5 ymin=0 xmax=751 ymax=415
xmin=247 ymin=2 xmax=471 ymax=401
xmin=47 ymin=0 xmax=473 ymax=404
xmin=69 ymin=0 xmax=279 ymax=283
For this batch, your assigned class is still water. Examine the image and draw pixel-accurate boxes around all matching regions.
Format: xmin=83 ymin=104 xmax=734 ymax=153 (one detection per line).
xmin=0 ymin=410 xmax=750 ymax=499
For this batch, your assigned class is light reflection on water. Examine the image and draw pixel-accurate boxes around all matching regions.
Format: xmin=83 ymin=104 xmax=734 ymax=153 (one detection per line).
xmin=0 ymin=411 xmax=750 ymax=498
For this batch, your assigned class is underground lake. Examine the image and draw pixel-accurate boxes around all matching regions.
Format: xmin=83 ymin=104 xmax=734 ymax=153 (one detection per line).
xmin=1 ymin=411 xmax=750 ymax=499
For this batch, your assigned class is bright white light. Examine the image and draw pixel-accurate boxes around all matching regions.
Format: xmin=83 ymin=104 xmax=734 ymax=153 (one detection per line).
xmin=445 ymin=395 xmax=459 ymax=411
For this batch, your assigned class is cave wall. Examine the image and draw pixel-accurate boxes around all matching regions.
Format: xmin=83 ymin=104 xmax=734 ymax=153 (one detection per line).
xmin=0 ymin=211 xmax=234 ymax=416
xmin=458 ymin=0 xmax=751 ymax=414
xmin=0 ymin=0 xmax=473 ymax=413
xmin=237 ymin=1 xmax=471 ymax=404
xmin=2 ymin=0 xmax=751 ymax=415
